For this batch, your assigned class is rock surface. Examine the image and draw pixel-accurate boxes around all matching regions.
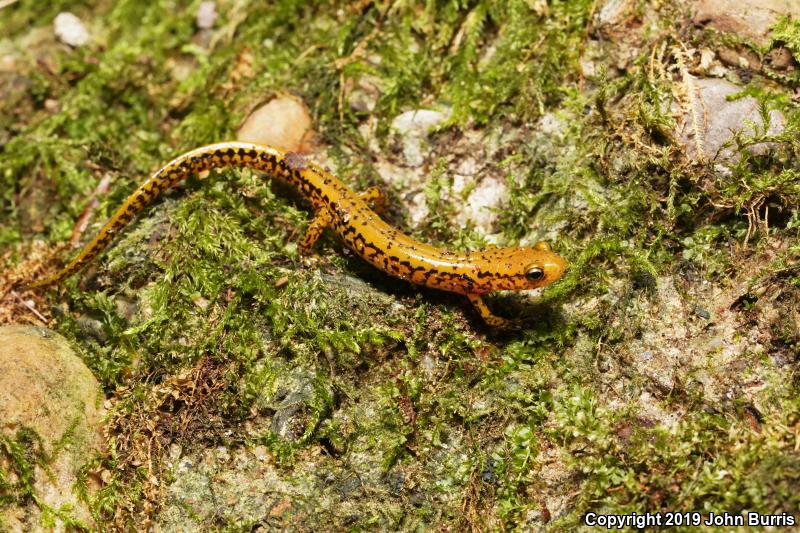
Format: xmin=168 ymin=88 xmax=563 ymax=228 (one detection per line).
xmin=597 ymin=0 xmax=634 ymax=28
xmin=259 ymin=367 xmax=331 ymax=443
xmin=236 ymin=96 xmax=313 ymax=152
xmin=693 ymin=0 xmax=800 ymax=46
xmin=0 ymin=325 xmax=104 ymax=532
xmin=675 ymin=77 xmax=785 ymax=162
xmin=157 ymin=445 xmax=322 ymax=530
xmin=390 ymin=108 xmax=451 ymax=167
xmin=454 ymin=177 xmax=510 ymax=235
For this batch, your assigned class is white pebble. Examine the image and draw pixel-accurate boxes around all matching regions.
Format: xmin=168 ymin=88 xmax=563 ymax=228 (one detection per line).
xmin=196 ymin=1 xmax=218 ymax=30
xmin=54 ymin=12 xmax=90 ymax=47
xmin=390 ymin=109 xmax=449 ymax=136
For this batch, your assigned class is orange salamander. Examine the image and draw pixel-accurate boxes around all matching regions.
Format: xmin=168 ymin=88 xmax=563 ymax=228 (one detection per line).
xmin=30 ymin=142 xmax=567 ymax=328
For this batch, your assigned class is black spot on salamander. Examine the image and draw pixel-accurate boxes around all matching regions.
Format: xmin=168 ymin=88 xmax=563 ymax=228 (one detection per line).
xmin=285 ymin=152 xmax=309 ymax=171
xmin=304 ymin=182 xmax=323 ymax=199
xmin=457 ymin=272 xmax=473 ymax=283
xmin=421 ymin=269 xmax=438 ymax=283
xmin=351 ymin=234 xmax=367 ymax=253
xmin=365 ymin=246 xmax=381 ymax=260
xmin=339 ymin=224 xmax=356 ymax=238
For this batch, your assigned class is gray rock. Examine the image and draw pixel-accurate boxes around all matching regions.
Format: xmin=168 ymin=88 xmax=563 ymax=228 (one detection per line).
xmin=693 ymin=0 xmax=800 ymax=47
xmin=597 ymin=0 xmax=634 ymax=27
xmin=253 ymin=367 xmax=333 ymax=443
xmin=391 ymin=109 xmax=449 ymax=136
xmin=156 ymin=439 xmax=385 ymax=529
xmin=675 ymin=77 xmax=785 ymax=162
xmin=454 ymin=176 xmax=510 ymax=235
xmin=76 ymin=315 xmax=107 ymax=343
xmin=158 ymin=446 xmax=291 ymax=530
xmin=270 ymin=382 xmax=319 ymax=441
xmin=390 ymin=108 xmax=451 ymax=167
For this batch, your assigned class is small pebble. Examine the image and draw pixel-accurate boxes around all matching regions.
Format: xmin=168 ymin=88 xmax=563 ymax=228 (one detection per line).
xmin=693 ymin=305 xmax=711 ymax=320
xmin=54 ymin=12 xmax=90 ymax=47
xmin=196 ymin=1 xmax=218 ymax=30
xmin=236 ymin=96 xmax=313 ymax=152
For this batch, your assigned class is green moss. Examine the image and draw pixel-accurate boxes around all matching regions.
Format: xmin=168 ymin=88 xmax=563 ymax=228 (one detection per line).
xmin=0 ymin=430 xmax=39 ymax=506
xmin=771 ymin=17 xmax=800 ymax=61
xmin=0 ymin=428 xmax=91 ymax=531
xmin=2 ymin=0 xmax=800 ymax=529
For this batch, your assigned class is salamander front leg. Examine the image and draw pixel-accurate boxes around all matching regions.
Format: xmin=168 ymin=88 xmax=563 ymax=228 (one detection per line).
xmin=359 ymin=186 xmax=388 ymax=214
xmin=297 ymin=209 xmax=332 ymax=255
xmin=466 ymin=293 xmax=519 ymax=330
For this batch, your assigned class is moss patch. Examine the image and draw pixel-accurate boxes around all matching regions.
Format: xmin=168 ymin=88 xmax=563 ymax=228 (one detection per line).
xmin=1 ymin=0 xmax=799 ymax=530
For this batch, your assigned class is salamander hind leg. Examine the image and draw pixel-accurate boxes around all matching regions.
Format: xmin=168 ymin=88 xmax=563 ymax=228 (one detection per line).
xmin=466 ymin=294 xmax=520 ymax=330
xmin=358 ymin=187 xmax=388 ymax=214
xmin=297 ymin=209 xmax=332 ymax=255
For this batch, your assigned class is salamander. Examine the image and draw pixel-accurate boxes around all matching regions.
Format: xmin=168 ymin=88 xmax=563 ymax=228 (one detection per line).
xmin=30 ymin=142 xmax=567 ymax=328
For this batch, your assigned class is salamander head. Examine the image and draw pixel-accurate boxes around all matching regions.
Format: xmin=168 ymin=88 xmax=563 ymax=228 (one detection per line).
xmin=522 ymin=240 xmax=567 ymax=287
xmin=475 ymin=240 xmax=567 ymax=292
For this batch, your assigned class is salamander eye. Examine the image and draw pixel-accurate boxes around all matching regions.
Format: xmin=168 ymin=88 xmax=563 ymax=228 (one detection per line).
xmin=525 ymin=266 xmax=544 ymax=281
